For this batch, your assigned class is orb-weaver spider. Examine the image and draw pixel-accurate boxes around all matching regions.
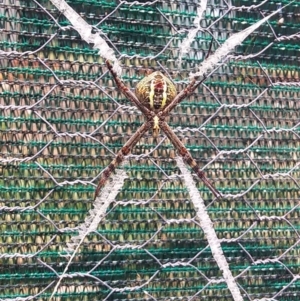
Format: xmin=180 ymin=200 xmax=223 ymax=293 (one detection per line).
xmin=95 ymin=61 xmax=220 ymax=199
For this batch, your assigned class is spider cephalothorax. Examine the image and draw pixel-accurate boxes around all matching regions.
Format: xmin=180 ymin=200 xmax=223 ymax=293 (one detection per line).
xmin=94 ymin=61 xmax=221 ymax=199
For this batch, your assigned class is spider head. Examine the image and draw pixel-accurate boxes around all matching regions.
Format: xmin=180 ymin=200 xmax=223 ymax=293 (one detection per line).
xmin=152 ymin=116 xmax=160 ymax=137
xmin=136 ymin=71 xmax=177 ymax=113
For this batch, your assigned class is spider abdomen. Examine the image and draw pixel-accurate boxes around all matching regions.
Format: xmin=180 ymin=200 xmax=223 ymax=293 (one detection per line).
xmin=136 ymin=71 xmax=177 ymax=112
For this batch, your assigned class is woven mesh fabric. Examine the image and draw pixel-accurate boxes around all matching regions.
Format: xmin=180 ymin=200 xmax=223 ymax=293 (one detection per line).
xmin=0 ymin=0 xmax=299 ymax=300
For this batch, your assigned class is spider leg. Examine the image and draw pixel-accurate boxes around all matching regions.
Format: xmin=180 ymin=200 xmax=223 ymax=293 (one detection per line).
xmin=106 ymin=60 xmax=152 ymax=117
xmin=160 ymin=77 xmax=206 ymax=118
xmin=160 ymin=121 xmax=221 ymax=198
xmin=94 ymin=121 xmax=151 ymax=199
xmin=161 ymin=39 xmax=213 ymax=117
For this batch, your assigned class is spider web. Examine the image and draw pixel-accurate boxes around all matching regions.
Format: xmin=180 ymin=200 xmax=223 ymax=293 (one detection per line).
xmin=0 ymin=1 xmax=299 ymax=301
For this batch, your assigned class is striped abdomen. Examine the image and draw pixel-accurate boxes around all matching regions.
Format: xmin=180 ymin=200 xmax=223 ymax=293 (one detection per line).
xmin=135 ymin=71 xmax=177 ymax=136
xmin=136 ymin=71 xmax=177 ymax=112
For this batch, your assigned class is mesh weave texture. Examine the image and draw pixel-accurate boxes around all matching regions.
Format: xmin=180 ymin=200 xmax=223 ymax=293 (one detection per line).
xmin=0 ymin=0 xmax=299 ymax=300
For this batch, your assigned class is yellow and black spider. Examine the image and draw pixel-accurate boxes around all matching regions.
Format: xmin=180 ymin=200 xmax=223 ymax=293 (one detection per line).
xmin=95 ymin=61 xmax=220 ymax=199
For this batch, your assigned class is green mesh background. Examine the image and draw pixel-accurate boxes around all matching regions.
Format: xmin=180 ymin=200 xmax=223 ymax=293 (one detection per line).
xmin=0 ymin=0 xmax=299 ymax=300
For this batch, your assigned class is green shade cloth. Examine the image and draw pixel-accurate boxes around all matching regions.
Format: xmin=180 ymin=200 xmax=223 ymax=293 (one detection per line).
xmin=0 ymin=1 xmax=299 ymax=300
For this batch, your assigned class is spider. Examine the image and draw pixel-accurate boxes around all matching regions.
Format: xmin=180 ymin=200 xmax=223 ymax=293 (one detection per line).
xmin=94 ymin=60 xmax=221 ymax=199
